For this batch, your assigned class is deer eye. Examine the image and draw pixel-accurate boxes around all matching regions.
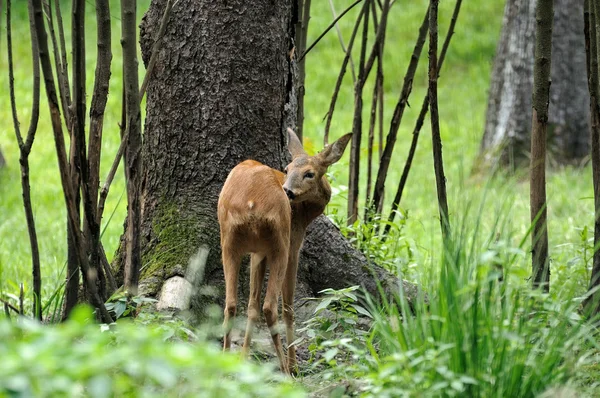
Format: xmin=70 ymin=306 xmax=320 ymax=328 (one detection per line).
xmin=304 ymin=172 xmax=315 ymax=179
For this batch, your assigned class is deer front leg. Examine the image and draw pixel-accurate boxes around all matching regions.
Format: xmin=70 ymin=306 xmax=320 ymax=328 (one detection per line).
xmin=242 ymin=253 xmax=266 ymax=358
xmin=282 ymin=246 xmax=300 ymax=375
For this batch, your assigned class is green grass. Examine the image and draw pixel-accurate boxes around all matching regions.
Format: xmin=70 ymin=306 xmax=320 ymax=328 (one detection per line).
xmin=1 ymin=0 xmax=600 ymax=394
xmin=359 ymin=213 xmax=600 ymax=397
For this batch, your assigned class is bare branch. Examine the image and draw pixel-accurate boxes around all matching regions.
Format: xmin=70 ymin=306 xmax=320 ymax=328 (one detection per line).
xmin=300 ymin=0 xmax=364 ymax=61
xmin=385 ymin=0 xmax=462 ymax=233
xmin=7 ymin=0 xmax=23 ymax=149
xmin=324 ymin=3 xmax=366 ymax=145
xmin=8 ymin=0 xmax=43 ymax=320
xmin=0 ymin=297 xmax=19 ymax=315
xmin=347 ymin=0 xmax=370 ymax=226
xmin=361 ymin=0 xmax=390 ymax=82
xmin=365 ymin=0 xmax=383 ymax=210
xmin=370 ymin=6 xmax=429 ymax=214
xmin=44 ymin=0 xmax=71 ymax=128
xmin=19 ymin=283 xmax=24 ymax=315
xmin=329 ymin=0 xmax=356 ymax=84
xmin=97 ymin=129 xmax=129 ymax=225
xmin=295 ymin=0 xmax=311 ymax=141
xmin=428 ymin=0 xmax=450 ymax=240
xmin=54 ymin=0 xmax=72 ymax=123
xmin=139 ymin=0 xmax=175 ymax=100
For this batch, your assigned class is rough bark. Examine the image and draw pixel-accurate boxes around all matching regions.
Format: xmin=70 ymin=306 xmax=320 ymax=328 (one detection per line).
xmin=478 ymin=0 xmax=588 ymax=170
xmin=126 ymin=0 xmax=418 ymax=321
xmin=294 ymin=0 xmax=311 ymax=141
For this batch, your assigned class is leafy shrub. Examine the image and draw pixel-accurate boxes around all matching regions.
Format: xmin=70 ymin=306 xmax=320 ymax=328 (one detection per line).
xmin=300 ymin=212 xmax=600 ymax=397
xmin=294 ymin=286 xmax=371 ymax=375
xmin=0 ymin=306 xmax=305 ymax=398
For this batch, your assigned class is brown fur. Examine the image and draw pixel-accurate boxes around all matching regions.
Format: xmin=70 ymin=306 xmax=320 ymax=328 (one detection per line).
xmin=218 ymin=129 xmax=351 ymax=374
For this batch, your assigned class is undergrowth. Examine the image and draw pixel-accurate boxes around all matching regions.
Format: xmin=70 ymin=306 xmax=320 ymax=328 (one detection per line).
xmin=300 ymin=205 xmax=600 ymax=397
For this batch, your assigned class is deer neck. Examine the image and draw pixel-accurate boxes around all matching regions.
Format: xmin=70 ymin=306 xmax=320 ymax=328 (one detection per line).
xmin=291 ymin=177 xmax=331 ymax=230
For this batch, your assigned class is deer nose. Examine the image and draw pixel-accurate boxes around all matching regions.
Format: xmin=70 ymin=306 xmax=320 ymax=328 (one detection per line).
xmin=284 ymin=187 xmax=295 ymax=200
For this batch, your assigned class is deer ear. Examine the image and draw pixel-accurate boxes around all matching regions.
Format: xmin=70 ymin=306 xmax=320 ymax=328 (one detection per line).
xmin=287 ymin=127 xmax=306 ymax=159
xmin=317 ymin=133 xmax=352 ymax=166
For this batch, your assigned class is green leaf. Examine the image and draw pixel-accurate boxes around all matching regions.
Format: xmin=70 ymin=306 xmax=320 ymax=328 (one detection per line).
xmin=323 ymin=348 xmax=339 ymax=362
xmin=343 ymin=291 xmax=358 ymax=301
xmin=114 ymin=301 xmax=127 ymax=319
xmin=352 ymin=304 xmax=372 ymax=318
xmin=314 ymin=297 xmax=334 ymax=314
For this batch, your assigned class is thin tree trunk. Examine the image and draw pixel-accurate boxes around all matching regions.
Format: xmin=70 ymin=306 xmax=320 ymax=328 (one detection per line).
xmin=8 ymin=0 xmax=42 ymax=320
xmin=347 ymin=1 xmax=370 ymax=226
xmin=586 ymin=0 xmax=600 ymax=313
xmin=87 ymin=0 xmax=113 ymax=296
xmin=122 ymin=0 xmax=142 ymax=294
xmin=31 ymin=0 xmax=113 ymax=323
xmin=72 ymin=0 xmax=108 ymax=300
xmin=65 ymin=0 xmax=86 ymax=314
xmin=530 ymin=0 xmax=553 ymax=292
xmin=365 ymin=0 xmax=382 ymax=211
xmin=429 ymin=0 xmax=450 ymax=240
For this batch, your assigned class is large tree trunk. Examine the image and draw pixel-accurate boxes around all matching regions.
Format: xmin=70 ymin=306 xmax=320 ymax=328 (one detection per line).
xmin=478 ymin=0 xmax=589 ymax=170
xmin=121 ymin=0 xmax=415 ymax=321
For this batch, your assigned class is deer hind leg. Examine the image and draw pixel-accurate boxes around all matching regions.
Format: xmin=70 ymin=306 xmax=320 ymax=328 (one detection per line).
xmin=222 ymin=244 xmax=242 ymax=352
xmin=263 ymin=247 xmax=289 ymax=374
xmin=242 ymin=253 xmax=266 ymax=358
xmin=282 ymin=251 xmax=299 ymax=375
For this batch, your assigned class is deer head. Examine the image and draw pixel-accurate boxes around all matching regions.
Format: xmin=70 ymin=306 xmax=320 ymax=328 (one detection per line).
xmin=282 ymin=128 xmax=352 ymax=204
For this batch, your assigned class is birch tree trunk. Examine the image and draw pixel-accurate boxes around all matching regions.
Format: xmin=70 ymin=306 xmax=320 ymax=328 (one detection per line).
xmin=478 ymin=0 xmax=588 ymax=170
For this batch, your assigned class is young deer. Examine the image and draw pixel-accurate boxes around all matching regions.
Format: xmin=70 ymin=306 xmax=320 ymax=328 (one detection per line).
xmin=217 ymin=129 xmax=351 ymax=374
